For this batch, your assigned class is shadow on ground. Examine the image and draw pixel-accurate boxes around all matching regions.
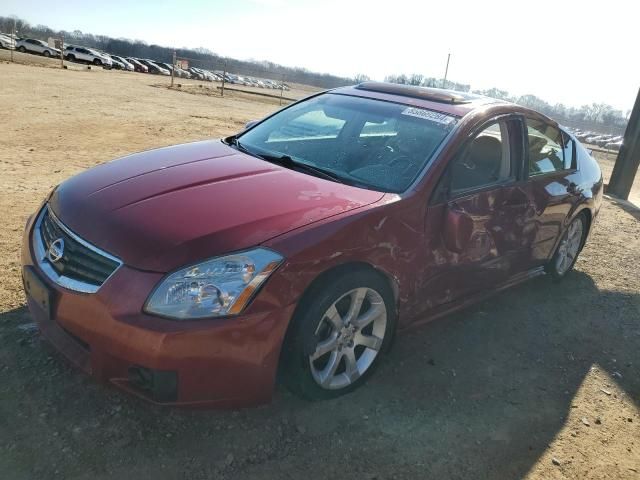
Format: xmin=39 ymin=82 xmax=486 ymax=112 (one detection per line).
xmin=0 ymin=271 xmax=638 ymax=479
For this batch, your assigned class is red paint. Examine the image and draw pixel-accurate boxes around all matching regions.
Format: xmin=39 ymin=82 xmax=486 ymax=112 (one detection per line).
xmin=22 ymin=86 xmax=603 ymax=407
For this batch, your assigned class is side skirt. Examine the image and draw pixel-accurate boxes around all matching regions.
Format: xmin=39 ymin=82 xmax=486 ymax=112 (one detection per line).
xmin=399 ymin=266 xmax=546 ymax=332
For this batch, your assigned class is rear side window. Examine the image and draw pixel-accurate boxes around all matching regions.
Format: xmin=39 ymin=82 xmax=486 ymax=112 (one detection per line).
xmin=526 ymin=119 xmax=567 ymax=175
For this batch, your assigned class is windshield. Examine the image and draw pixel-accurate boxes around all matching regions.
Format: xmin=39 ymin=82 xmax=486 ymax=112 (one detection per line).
xmin=238 ymin=93 xmax=457 ymax=192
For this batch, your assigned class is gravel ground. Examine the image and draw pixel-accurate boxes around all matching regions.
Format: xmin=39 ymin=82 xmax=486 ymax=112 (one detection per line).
xmin=0 ymin=59 xmax=639 ymax=480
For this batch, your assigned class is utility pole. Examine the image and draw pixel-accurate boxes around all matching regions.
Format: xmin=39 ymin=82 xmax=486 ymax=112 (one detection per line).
xmin=171 ymin=51 xmax=176 ymax=87
xmin=60 ymin=33 xmax=64 ymax=69
xmin=608 ymin=88 xmax=640 ymax=200
xmin=11 ymin=18 xmax=16 ymax=62
xmin=221 ymin=61 xmax=226 ymax=97
xmin=279 ymin=74 xmax=285 ymax=106
xmin=442 ymin=53 xmax=450 ymax=89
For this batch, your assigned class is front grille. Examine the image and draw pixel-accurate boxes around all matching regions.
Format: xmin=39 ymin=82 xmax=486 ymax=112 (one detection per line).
xmin=34 ymin=206 xmax=121 ymax=292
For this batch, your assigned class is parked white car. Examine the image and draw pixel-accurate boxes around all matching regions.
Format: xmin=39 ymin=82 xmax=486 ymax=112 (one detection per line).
xmin=16 ymin=38 xmax=61 ymax=57
xmin=0 ymin=33 xmax=15 ymax=49
xmin=64 ymin=45 xmax=113 ymax=68
xmin=109 ymin=54 xmax=134 ymax=71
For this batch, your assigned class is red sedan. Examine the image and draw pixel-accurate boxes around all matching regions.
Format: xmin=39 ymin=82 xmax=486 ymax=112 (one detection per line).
xmin=21 ymin=82 xmax=603 ymax=407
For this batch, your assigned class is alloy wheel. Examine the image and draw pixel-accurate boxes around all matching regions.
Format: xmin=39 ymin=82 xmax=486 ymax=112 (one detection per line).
xmin=555 ymin=219 xmax=584 ymax=275
xmin=309 ymin=287 xmax=387 ymax=390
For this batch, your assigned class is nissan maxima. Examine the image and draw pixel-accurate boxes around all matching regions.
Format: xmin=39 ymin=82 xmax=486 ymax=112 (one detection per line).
xmin=21 ymin=82 xmax=602 ymax=407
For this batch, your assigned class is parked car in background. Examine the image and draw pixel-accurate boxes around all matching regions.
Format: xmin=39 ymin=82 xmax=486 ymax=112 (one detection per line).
xmin=138 ymin=59 xmax=170 ymax=75
xmin=22 ymin=82 xmax=602 ymax=407
xmin=187 ymin=67 xmax=205 ymax=80
xmin=108 ymin=56 xmax=127 ymax=70
xmin=64 ymin=46 xmax=113 ymax=68
xmin=605 ymin=140 xmax=623 ymax=151
xmin=109 ymin=55 xmax=134 ymax=71
xmin=125 ymin=57 xmax=148 ymax=73
xmin=0 ymin=32 xmax=15 ymax=49
xmin=16 ymin=38 xmax=61 ymax=57
xmin=157 ymin=62 xmax=191 ymax=79
xmin=196 ymin=68 xmax=215 ymax=81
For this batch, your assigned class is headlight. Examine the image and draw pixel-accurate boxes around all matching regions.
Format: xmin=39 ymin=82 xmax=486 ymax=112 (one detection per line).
xmin=144 ymin=248 xmax=283 ymax=320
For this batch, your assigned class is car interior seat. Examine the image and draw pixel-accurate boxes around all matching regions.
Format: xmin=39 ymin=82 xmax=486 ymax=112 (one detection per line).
xmin=451 ymin=135 xmax=503 ymax=191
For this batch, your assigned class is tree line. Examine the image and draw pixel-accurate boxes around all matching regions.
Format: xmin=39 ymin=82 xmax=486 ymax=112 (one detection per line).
xmin=2 ymin=15 xmax=629 ymax=133
xmin=0 ymin=15 xmax=353 ymax=88
xmin=381 ymin=73 xmax=630 ymax=135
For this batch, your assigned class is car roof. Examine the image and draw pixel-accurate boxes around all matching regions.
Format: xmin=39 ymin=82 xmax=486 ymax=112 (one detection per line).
xmin=330 ymin=82 xmax=559 ymax=125
xmin=331 ymin=82 xmax=502 ymax=117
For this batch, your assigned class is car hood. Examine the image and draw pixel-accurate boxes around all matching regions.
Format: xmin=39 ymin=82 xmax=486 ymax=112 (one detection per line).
xmin=49 ymin=140 xmax=384 ymax=272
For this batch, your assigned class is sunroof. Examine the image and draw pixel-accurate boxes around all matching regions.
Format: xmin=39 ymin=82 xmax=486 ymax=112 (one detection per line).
xmin=355 ymin=82 xmax=475 ymax=104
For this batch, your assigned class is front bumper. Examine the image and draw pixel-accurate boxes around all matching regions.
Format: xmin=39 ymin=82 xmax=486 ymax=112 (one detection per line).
xmin=21 ymin=213 xmax=294 ymax=408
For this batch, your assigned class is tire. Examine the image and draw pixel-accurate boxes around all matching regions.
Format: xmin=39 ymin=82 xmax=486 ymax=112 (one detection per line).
xmin=18 ymin=46 xmax=26 ymax=53
xmin=43 ymin=50 xmax=51 ymax=57
xmin=93 ymin=58 xmax=102 ymax=66
xmin=66 ymin=54 xmax=75 ymax=62
xmin=545 ymin=212 xmax=587 ymax=280
xmin=282 ymin=270 xmax=396 ymax=400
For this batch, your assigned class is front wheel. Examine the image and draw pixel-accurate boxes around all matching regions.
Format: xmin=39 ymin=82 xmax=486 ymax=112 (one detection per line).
xmin=546 ymin=213 xmax=587 ymax=280
xmin=282 ymin=271 xmax=396 ymax=400
xmin=18 ymin=46 xmax=26 ymax=53
xmin=43 ymin=50 xmax=51 ymax=57
xmin=93 ymin=58 xmax=102 ymax=66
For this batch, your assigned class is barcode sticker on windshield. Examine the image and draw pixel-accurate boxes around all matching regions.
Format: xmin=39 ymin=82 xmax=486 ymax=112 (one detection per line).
xmin=401 ymin=107 xmax=455 ymax=125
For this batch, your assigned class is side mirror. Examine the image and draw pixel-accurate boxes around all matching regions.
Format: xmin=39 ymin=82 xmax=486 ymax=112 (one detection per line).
xmin=443 ymin=205 xmax=474 ymax=253
xmin=245 ymin=120 xmax=259 ymax=130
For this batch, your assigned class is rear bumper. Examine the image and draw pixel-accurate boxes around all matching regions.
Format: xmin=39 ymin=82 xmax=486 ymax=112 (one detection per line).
xmin=21 ymin=214 xmax=294 ymax=408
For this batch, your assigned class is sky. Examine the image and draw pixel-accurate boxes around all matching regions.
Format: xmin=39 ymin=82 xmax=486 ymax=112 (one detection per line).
xmin=3 ymin=0 xmax=638 ymax=111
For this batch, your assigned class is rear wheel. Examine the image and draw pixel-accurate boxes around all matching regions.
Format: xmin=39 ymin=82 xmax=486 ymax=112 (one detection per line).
xmin=282 ymin=270 xmax=396 ymax=400
xmin=546 ymin=213 xmax=587 ymax=280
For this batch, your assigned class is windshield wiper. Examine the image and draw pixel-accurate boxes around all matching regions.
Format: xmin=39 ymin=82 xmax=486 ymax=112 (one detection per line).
xmin=257 ymin=153 xmax=346 ymax=183
xmin=225 ymin=136 xmax=349 ymax=185
xmin=225 ymin=135 xmax=253 ymax=155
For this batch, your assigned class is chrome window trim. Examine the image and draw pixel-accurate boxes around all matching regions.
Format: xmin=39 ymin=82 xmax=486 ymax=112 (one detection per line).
xmin=32 ymin=205 xmax=123 ymax=294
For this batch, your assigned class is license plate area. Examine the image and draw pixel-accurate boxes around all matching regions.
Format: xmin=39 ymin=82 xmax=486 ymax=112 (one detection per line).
xmin=23 ymin=266 xmax=52 ymax=320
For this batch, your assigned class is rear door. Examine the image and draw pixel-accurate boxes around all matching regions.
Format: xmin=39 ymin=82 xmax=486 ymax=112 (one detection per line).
xmin=519 ymin=118 xmax=579 ymax=264
xmin=77 ymin=48 xmax=91 ymax=62
xmin=419 ymin=115 xmax=530 ymax=311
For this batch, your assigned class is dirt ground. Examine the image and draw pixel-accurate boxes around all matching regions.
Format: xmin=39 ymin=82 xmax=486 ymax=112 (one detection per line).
xmin=1 ymin=57 xmax=639 ymax=480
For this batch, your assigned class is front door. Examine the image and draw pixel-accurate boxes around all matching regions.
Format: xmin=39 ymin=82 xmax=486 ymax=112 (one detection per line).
xmin=417 ymin=116 xmax=530 ymax=313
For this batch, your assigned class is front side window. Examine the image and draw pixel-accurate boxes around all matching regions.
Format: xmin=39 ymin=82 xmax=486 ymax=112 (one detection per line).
xmin=527 ymin=119 xmax=566 ymax=175
xmin=238 ymin=94 xmax=457 ymax=192
xmin=449 ymin=121 xmax=512 ymax=193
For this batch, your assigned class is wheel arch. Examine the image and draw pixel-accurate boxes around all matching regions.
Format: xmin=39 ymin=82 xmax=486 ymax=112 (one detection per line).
xmin=277 ymin=261 xmax=400 ymax=376
xmin=292 ymin=261 xmax=399 ymax=322
xmin=572 ymin=206 xmax=593 ymax=249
